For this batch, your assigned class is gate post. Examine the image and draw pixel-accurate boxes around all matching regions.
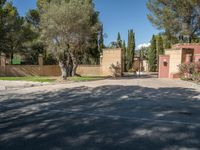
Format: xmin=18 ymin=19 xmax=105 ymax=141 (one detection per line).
xmin=0 ymin=53 xmax=6 ymax=76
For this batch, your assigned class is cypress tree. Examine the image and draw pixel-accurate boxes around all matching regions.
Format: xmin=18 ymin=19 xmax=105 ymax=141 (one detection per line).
xmin=99 ymin=24 xmax=104 ymax=54
xmin=126 ymin=29 xmax=135 ymax=71
xmin=117 ymin=32 xmax=122 ymax=48
xmin=122 ymin=40 xmax=127 ymax=72
xmin=157 ymin=35 xmax=164 ymax=55
xmin=148 ymin=35 xmax=157 ymax=72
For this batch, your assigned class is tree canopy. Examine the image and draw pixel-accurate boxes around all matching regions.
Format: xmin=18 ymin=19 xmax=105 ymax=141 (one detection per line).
xmin=40 ymin=0 xmax=100 ymax=78
xmin=147 ymin=0 xmax=200 ymax=43
xmin=126 ymin=29 xmax=135 ymax=71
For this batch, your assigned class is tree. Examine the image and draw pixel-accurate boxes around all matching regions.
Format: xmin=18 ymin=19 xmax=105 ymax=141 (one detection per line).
xmin=139 ymin=46 xmax=149 ymax=60
xmin=0 ymin=0 xmax=6 ymax=53
xmin=117 ymin=32 xmax=122 ymax=48
xmin=0 ymin=2 xmax=26 ymax=60
xmin=157 ymin=35 xmax=164 ymax=55
xmin=147 ymin=0 xmax=200 ymax=43
xmin=109 ymin=42 xmax=118 ymax=48
xmin=126 ymin=29 xmax=135 ymax=71
xmin=25 ymin=9 xmax=40 ymax=29
xmin=98 ymin=24 xmax=104 ymax=54
xmin=40 ymin=0 xmax=100 ymax=79
xmin=148 ymin=35 xmax=157 ymax=72
xmin=122 ymin=40 xmax=127 ymax=72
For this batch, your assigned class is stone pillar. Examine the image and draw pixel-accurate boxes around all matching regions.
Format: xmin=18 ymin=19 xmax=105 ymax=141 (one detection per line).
xmin=0 ymin=53 xmax=6 ymax=76
xmin=38 ymin=54 xmax=44 ymax=76
xmin=0 ymin=53 xmax=6 ymax=67
xmin=100 ymin=54 xmax=103 ymax=66
xmin=38 ymin=54 xmax=43 ymax=66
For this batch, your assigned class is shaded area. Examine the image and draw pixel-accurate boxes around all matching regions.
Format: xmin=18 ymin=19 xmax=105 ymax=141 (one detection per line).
xmin=1 ymin=84 xmax=200 ymax=150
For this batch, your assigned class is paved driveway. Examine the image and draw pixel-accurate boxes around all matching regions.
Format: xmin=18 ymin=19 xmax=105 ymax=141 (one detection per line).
xmin=1 ymin=77 xmax=200 ymax=150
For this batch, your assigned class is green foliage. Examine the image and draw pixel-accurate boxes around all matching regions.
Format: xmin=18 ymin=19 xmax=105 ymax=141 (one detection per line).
xmin=148 ymin=35 xmax=157 ymax=72
xmin=40 ymin=0 xmax=100 ymax=78
xmin=0 ymin=2 xmax=22 ymax=55
xmin=0 ymin=76 xmax=56 ymax=82
xmin=178 ymin=63 xmax=195 ymax=75
xmin=25 ymin=9 xmax=40 ymax=28
xmin=139 ymin=46 xmax=149 ymax=60
xmin=122 ymin=40 xmax=127 ymax=72
xmin=109 ymin=42 xmax=118 ymax=48
xmin=109 ymin=62 xmax=122 ymax=77
xmin=126 ymin=29 xmax=135 ymax=71
xmin=156 ymin=35 xmax=164 ymax=55
xmin=98 ymin=24 xmax=104 ymax=54
xmin=178 ymin=62 xmax=200 ymax=82
xmin=0 ymin=1 xmax=39 ymax=65
xmin=147 ymin=0 xmax=200 ymax=43
xmin=191 ymin=73 xmax=200 ymax=82
xmin=44 ymin=53 xmax=58 ymax=65
xmin=117 ymin=32 xmax=122 ymax=48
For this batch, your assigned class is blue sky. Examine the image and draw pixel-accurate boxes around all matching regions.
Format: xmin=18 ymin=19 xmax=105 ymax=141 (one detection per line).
xmin=12 ymin=0 xmax=159 ymax=48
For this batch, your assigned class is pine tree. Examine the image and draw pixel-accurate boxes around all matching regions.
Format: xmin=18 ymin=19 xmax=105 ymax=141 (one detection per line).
xmin=126 ymin=29 xmax=135 ymax=71
xmin=148 ymin=35 xmax=157 ymax=72
xmin=147 ymin=0 xmax=200 ymax=43
xmin=117 ymin=32 xmax=122 ymax=48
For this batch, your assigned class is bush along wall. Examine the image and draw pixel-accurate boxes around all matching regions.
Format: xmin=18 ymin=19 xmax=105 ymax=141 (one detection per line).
xmin=178 ymin=62 xmax=200 ymax=82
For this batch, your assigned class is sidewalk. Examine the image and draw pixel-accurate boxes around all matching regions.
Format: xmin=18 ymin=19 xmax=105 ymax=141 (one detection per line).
xmin=0 ymin=80 xmax=49 ymax=91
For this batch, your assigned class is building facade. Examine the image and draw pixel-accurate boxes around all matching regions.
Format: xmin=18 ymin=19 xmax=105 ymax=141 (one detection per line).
xmin=159 ymin=43 xmax=200 ymax=78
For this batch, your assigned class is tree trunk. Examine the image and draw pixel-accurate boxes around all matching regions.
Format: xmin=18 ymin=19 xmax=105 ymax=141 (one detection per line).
xmin=59 ymin=61 xmax=67 ymax=80
xmin=70 ymin=52 xmax=78 ymax=76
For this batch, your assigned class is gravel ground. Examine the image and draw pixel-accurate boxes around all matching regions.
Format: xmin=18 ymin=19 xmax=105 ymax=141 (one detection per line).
xmin=1 ymin=76 xmax=200 ymax=150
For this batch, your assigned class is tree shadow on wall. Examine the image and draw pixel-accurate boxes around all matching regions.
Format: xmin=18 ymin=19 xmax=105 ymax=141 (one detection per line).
xmin=1 ymin=85 xmax=200 ymax=150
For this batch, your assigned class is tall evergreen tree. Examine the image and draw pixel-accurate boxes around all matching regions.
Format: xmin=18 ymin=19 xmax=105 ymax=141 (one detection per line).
xmin=148 ymin=35 xmax=157 ymax=72
xmin=157 ymin=35 xmax=164 ymax=55
xmin=117 ymin=32 xmax=122 ymax=48
xmin=122 ymin=40 xmax=127 ymax=72
xmin=0 ymin=2 xmax=24 ymax=59
xmin=126 ymin=29 xmax=135 ymax=71
xmin=99 ymin=24 xmax=104 ymax=54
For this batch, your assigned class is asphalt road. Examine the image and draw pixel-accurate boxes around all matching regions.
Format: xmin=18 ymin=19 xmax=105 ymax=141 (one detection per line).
xmin=1 ymin=77 xmax=200 ymax=150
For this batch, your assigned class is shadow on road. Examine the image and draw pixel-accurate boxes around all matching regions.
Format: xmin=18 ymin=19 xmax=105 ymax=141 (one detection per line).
xmin=0 ymin=85 xmax=200 ymax=150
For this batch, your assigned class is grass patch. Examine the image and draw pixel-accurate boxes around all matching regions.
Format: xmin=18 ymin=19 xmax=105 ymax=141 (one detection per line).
xmin=68 ymin=76 xmax=104 ymax=82
xmin=0 ymin=76 xmax=56 ymax=83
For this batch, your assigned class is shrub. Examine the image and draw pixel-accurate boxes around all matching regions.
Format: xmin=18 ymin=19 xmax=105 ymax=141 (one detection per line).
xmin=109 ymin=62 xmax=121 ymax=77
xmin=178 ymin=63 xmax=195 ymax=75
xmin=194 ymin=62 xmax=200 ymax=72
xmin=178 ymin=62 xmax=200 ymax=82
xmin=191 ymin=72 xmax=200 ymax=82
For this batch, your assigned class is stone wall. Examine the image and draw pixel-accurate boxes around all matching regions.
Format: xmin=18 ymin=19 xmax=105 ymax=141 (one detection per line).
xmin=165 ymin=49 xmax=182 ymax=75
xmin=101 ymin=48 xmax=123 ymax=76
xmin=0 ymin=65 xmax=101 ymax=77
xmin=172 ymin=43 xmax=200 ymax=55
xmin=0 ymin=48 xmax=122 ymax=77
